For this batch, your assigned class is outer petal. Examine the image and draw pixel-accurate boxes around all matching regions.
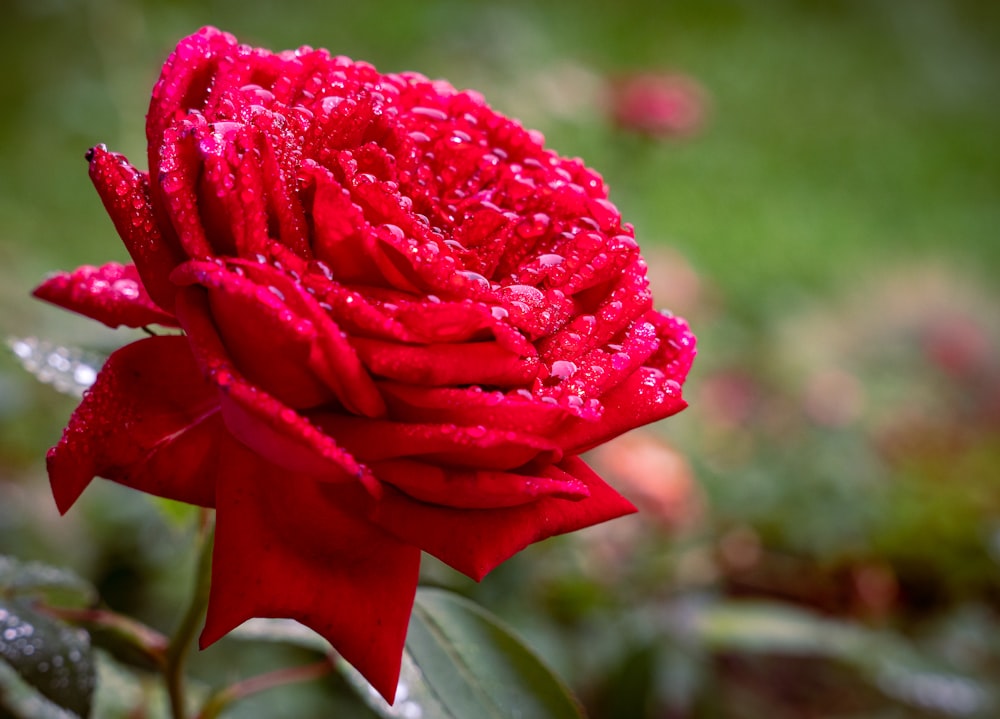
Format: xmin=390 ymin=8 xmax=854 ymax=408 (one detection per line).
xmin=173 ymin=259 xmax=335 ymax=409
xmin=175 ymin=286 xmax=380 ymax=495
xmin=378 ymin=382 xmax=574 ymax=434
xmin=370 ymin=459 xmax=589 ymax=508
xmin=87 ymin=144 xmax=185 ymax=311
xmin=46 ymin=336 xmax=220 ymax=513
xmin=309 ymin=414 xmax=562 ymax=470
xmin=369 ymin=456 xmax=636 ymax=581
xmin=202 ymin=463 xmax=421 ymax=703
xmin=33 ymin=263 xmax=178 ymax=329
xmin=353 ymin=337 xmax=539 ymax=387
xmin=555 ymin=367 xmax=688 ymax=454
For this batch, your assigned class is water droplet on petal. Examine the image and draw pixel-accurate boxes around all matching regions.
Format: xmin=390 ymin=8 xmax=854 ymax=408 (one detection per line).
xmin=611 ymin=352 xmax=631 ymax=371
xmin=550 ymin=360 xmax=578 ymax=380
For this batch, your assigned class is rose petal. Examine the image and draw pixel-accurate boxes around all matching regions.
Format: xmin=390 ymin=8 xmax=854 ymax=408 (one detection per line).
xmin=369 ymin=456 xmax=636 ymax=580
xmin=175 ymin=286 xmax=380 ymax=495
xmin=371 ymin=459 xmax=589 ymax=508
xmin=176 ymin=259 xmax=386 ymax=417
xmin=33 ymin=263 xmax=178 ymax=329
xmin=353 ymin=337 xmax=539 ymax=387
xmin=157 ymin=116 xmax=217 ymax=259
xmin=227 ymin=257 xmax=387 ymax=417
xmin=147 ymin=27 xmax=240 ymax=182
xmin=202 ymin=464 xmax=420 ymax=702
xmin=46 ymin=336 xmax=219 ymax=513
xmin=173 ymin=260 xmax=333 ymax=409
xmin=309 ymin=414 xmax=562 ymax=470
xmin=306 ymin=163 xmax=386 ymax=285
xmin=378 ymin=382 xmax=572 ymax=435
xmin=86 ymin=145 xmax=185 ymax=312
xmin=555 ymin=366 xmax=688 ymax=454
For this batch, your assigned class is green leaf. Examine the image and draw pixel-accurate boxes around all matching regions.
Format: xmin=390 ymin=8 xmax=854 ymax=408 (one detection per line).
xmin=0 ymin=659 xmax=78 ymax=719
xmin=349 ymin=588 xmax=584 ymax=719
xmin=689 ymin=599 xmax=996 ymax=716
xmin=0 ymin=556 xmax=96 ymax=608
xmin=151 ymin=497 xmax=200 ymax=528
xmin=0 ymin=598 xmax=96 ymax=719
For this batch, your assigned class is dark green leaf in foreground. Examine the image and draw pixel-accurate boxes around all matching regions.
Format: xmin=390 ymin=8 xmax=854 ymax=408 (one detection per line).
xmin=234 ymin=591 xmax=585 ymax=718
xmin=0 ymin=598 xmax=96 ymax=719
xmin=385 ymin=587 xmax=583 ymax=719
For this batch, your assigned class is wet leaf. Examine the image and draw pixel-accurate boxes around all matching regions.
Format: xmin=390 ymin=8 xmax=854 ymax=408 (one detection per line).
xmin=234 ymin=591 xmax=585 ymax=719
xmin=352 ymin=588 xmax=583 ymax=719
xmin=0 ymin=659 xmax=78 ymax=719
xmin=689 ymin=599 xmax=997 ymax=717
xmin=0 ymin=555 xmax=97 ymax=608
xmin=0 ymin=598 xmax=95 ymax=718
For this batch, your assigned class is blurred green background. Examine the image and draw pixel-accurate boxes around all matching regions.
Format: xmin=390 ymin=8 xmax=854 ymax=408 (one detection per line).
xmin=2 ymin=0 xmax=999 ymax=717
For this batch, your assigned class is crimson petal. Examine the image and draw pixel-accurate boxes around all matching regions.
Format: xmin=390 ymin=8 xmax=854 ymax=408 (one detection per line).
xmin=202 ymin=464 xmax=420 ymax=702
xmin=369 ymin=456 xmax=636 ymax=580
xmin=353 ymin=337 xmax=538 ymax=387
xmin=33 ymin=263 xmax=177 ymax=329
xmin=309 ymin=414 xmax=562 ymax=470
xmin=175 ymin=287 xmax=380 ymax=495
xmin=47 ymin=336 xmax=220 ymax=513
xmin=87 ymin=145 xmax=185 ymax=312
xmin=371 ymin=459 xmax=589 ymax=508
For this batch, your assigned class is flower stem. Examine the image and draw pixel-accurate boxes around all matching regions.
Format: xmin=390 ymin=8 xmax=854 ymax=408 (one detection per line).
xmin=194 ymin=658 xmax=334 ymax=719
xmin=165 ymin=513 xmax=216 ymax=719
xmin=38 ymin=605 xmax=169 ymax=669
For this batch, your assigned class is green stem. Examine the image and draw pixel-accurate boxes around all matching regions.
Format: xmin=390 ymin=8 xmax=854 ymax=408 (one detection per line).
xmin=165 ymin=514 xmax=216 ymax=719
xmin=37 ymin=605 xmax=169 ymax=669
xmin=195 ymin=658 xmax=334 ymax=719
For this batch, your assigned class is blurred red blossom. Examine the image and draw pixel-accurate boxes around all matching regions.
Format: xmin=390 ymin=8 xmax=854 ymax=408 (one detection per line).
xmin=608 ymin=72 xmax=708 ymax=138
xmin=590 ymin=429 xmax=703 ymax=531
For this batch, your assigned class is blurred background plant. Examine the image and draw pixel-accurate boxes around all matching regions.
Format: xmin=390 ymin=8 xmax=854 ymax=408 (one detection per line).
xmin=2 ymin=0 xmax=999 ymax=716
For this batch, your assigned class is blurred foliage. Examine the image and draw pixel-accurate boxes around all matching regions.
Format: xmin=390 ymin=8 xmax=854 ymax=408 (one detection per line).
xmin=2 ymin=0 xmax=999 ymax=717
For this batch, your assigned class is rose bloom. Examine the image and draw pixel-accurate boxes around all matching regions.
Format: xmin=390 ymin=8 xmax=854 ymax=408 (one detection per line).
xmin=609 ymin=72 xmax=707 ymax=138
xmin=34 ymin=28 xmax=695 ymax=700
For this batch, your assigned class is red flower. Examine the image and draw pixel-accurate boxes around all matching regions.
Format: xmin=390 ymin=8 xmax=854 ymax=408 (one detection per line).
xmin=609 ymin=72 xmax=707 ymax=138
xmin=34 ymin=27 xmax=695 ymax=700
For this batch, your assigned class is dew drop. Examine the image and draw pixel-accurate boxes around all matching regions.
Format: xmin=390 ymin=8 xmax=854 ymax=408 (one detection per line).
xmin=321 ymin=96 xmax=344 ymax=114
xmin=452 ymin=270 xmax=490 ymax=293
xmin=515 ymin=212 xmax=550 ymax=239
xmin=410 ymin=106 xmax=449 ymax=121
xmin=550 ymin=360 xmax=578 ymax=380
xmin=112 ymin=278 xmax=140 ymax=300
xmin=611 ymin=352 xmax=632 ymax=371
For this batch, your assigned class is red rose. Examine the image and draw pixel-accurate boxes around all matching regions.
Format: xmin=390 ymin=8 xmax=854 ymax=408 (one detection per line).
xmin=610 ymin=72 xmax=707 ymax=138
xmin=34 ymin=27 xmax=695 ymax=700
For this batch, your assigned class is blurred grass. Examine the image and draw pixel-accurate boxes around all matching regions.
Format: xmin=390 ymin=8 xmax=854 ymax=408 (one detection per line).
xmin=2 ymin=0 xmax=1000 ymax=716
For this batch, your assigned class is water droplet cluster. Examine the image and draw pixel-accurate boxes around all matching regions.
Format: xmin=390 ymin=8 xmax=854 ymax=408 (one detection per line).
xmin=8 ymin=337 xmax=103 ymax=397
xmin=0 ymin=603 xmax=95 ymax=714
